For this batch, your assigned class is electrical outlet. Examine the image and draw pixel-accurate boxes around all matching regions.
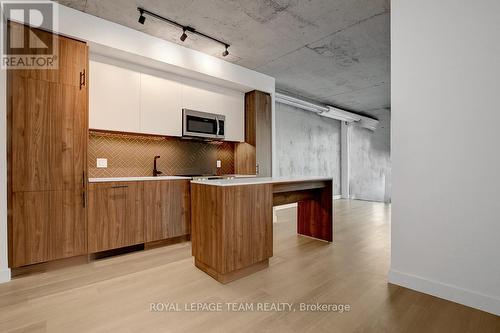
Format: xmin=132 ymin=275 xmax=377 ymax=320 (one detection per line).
xmin=96 ymin=158 xmax=108 ymax=168
xmin=216 ymin=160 xmax=222 ymax=168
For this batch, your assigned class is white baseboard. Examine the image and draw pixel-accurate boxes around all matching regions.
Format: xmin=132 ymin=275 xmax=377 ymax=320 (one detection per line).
xmin=333 ymin=195 xmax=342 ymax=200
xmin=388 ymin=269 xmax=500 ymax=316
xmin=0 ymin=268 xmax=11 ymax=284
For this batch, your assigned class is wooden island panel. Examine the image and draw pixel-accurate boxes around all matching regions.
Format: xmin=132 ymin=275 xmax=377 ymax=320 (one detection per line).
xmin=297 ymin=182 xmax=333 ymax=242
xmin=191 ymin=183 xmax=273 ymax=283
xmin=190 ymin=183 xmax=219 ymax=270
xmin=273 ymin=180 xmax=333 ymax=242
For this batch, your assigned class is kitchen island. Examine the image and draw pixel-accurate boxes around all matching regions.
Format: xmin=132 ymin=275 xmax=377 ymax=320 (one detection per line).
xmin=190 ymin=177 xmax=333 ymax=283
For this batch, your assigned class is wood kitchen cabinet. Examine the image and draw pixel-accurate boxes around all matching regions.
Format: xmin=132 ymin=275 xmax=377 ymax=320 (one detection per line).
xmin=87 ymin=182 xmax=144 ymax=252
xmin=235 ymin=90 xmax=272 ymax=176
xmin=143 ymin=180 xmax=191 ymax=242
xmin=87 ymin=180 xmax=190 ymax=251
xmin=11 ymin=191 xmax=86 ymax=267
xmin=10 ymin=75 xmax=87 ymax=192
xmin=8 ymin=23 xmax=89 ymax=267
xmin=8 ymin=23 xmax=87 ymax=88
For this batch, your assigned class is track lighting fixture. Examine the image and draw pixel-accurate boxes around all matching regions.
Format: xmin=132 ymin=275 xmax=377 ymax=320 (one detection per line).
xmin=137 ymin=7 xmax=230 ymax=58
xmin=180 ymin=29 xmax=188 ymax=42
xmin=138 ymin=9 xmax=146 ymax=24
xmin=222 ymin=45 xmax=229 ymax=57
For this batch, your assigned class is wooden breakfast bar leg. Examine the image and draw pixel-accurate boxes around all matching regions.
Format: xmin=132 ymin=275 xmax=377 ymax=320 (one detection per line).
xmin=297 ymin=181 xmax=333 ymax=242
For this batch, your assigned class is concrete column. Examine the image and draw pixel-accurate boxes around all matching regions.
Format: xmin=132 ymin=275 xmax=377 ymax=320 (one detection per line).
xmin=341 ymin=121 xmax=350 ymax=199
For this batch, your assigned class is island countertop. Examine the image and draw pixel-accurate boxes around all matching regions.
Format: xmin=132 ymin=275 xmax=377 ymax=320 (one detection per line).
xmin=190 ymin=176 xmax=333 ymax=187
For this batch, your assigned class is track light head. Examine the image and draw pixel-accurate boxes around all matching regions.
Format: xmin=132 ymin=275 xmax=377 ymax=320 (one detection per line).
xmin=138 ymin=10 xmax=146 ymax=24
xmin=222 ymin=45 xmax=229 ymax=57
xmin=180 ymin=29 xmax=188 ymax=42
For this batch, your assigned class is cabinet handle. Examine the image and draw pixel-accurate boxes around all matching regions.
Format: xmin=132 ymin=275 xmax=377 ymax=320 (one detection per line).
xmin=82 ymin=191 xmax=86 ymax=208
xmin=111 ymin=185 xmax=128 ymax=189
xmin=79 ymin=69 xmax=86 ymax=89
xmin=82 ymin=171 xmax=85 ymax=189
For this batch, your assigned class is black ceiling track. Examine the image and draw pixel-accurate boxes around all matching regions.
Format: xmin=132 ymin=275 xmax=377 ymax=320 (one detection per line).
xmin=137 ymin=7 xmax=230 ymax=56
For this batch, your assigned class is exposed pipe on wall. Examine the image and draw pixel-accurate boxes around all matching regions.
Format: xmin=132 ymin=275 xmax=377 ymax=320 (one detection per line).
xmin=275 ymin=92 xmax=379 ymax=130
xmin=275 ymin=92 xmax=329 ymax=113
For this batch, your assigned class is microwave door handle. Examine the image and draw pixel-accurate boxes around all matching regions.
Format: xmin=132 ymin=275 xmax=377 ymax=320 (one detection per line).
xmin=216 ymin=117 xmax=220 ymax=136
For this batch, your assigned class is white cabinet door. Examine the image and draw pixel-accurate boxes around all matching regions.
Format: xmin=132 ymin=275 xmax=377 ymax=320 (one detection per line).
xmin=181 ymin=80 xmax=245 ymax=142
xmin=181 ymin=80 xmax=222 ymax=115
xmin=218 ymin=89 xmax=245 ymax=142
xmin=140 ymin=73 xmax=182 ymax=136
xmin=89 ymin=61 xmax=140 ymax=133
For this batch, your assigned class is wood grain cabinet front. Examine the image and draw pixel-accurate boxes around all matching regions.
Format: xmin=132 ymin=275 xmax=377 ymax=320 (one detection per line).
xmin=87 ymin=180 xmax=191 ymax=251
xmin=143 ymin=180 xmax=191 ymax=242
xmin=234 ymin=90 xmax=272 ymax=176
xmin=10 ymin=75 xmax=88 ymax=193
xmin=8 ymin=23 xmax=89 ymax=267
xmin=87 ymin=182 xmax=144 ymax=252
xmin=11 ymin=190 xmax=87 ymax=267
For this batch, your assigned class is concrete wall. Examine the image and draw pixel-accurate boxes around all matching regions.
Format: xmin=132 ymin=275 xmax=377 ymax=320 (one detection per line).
xmin=349 ymin=108 xmax=391 ymax=202
xmin=275 ymin=103 xmax=341 ymax=195
xmin=391 ymin=0 xmax=500 ymax=315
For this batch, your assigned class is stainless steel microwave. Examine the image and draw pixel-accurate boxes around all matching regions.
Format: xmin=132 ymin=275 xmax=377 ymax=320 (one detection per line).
xmin=182 ymin=109 xmax=225 ymax=140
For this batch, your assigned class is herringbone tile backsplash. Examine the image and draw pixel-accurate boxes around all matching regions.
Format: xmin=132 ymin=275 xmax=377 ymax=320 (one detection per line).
xmin=88 ymin=131 xmax=235 ymax=178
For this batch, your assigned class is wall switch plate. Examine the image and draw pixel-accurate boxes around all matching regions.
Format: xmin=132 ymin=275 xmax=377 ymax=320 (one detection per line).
xmin=96 ymin=158 xmax=108 ymax=168
xmin=216 ymin=160 xmax=221 ymax=168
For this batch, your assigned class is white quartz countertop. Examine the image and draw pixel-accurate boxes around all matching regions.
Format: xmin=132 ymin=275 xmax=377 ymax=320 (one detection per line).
xmin=88 ymin=176 xmax=191 ymax=183
xmin=191 ymin=176 xmax=332 ymax=187
xmin=221 ymin=174 xmax=257 ymax=178
xmin=88 ymin=174 xmax=257 ymax=183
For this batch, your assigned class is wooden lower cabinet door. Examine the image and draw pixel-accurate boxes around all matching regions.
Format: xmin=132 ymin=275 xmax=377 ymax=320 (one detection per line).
xmin=87 ymin=182 xmax=144 ymax=252
xmin=11 ymin=190 xmax=87 ymax=267
xmin=144 ymin=180 xmax=191 ymax=242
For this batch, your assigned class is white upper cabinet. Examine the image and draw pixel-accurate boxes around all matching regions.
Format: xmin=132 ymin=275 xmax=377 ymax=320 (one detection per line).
xmin=89 ymin=61 xmax=141 ymax=133
xmin=216 ymin=88 xmax=245 ymax=142
xmin=89 ymin=59 xmax=244 ymax=141
xmin=181 ymin=80 xmax=245 ymax=142
xmin=140 ymin=73 xmax=182 ymax=136
xmin=181 ymin=80 xmax=222 ymax=114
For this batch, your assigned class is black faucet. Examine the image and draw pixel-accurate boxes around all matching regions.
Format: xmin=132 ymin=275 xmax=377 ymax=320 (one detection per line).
xmin=153 ymin=156 xmax=163 ymax=177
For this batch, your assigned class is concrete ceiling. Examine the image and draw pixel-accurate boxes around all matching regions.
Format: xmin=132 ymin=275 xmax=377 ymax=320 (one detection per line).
xmin=56 ymin=0 xmax=390 ymax=115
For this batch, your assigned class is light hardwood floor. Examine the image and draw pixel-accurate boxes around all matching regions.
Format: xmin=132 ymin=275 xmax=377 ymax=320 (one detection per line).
xmin=0 ymin=200 xmax=499 ymax=332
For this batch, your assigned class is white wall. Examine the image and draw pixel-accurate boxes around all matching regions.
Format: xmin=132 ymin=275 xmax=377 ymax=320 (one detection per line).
xmin=390 ymin=0 xmax=500 ymax=315
xmin=0 ymin=60 xmax=9 ymax=283
xmin=0 ymin=2 xmax=275 ymax=283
